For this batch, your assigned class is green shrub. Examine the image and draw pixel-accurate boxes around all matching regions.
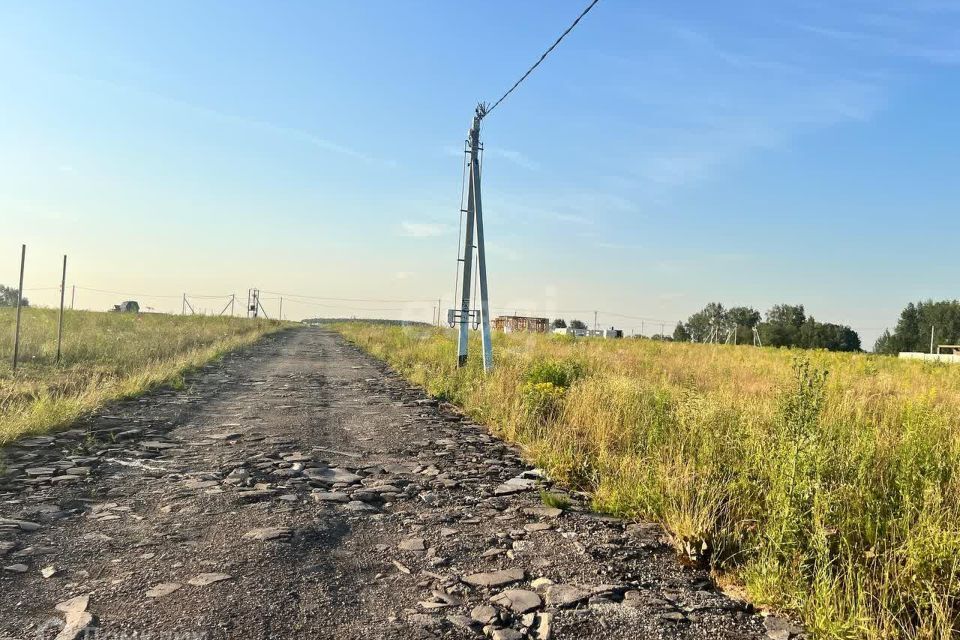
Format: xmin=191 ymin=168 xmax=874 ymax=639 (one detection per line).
xmin=524 ymin=358 xmax=584 ymax=389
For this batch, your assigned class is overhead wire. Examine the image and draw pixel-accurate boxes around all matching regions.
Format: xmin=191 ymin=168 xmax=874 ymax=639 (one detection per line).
xmin=260 ymin=290 xmax=435 ymax=304
xmin=483 ymin=0 xmax=601 ymax=119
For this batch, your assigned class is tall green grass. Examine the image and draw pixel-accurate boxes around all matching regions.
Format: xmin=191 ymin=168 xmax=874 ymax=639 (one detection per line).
xmin=0 ymin=308 xmax=285 ymax=444
xmin=332 ymin=322 xmax=960 ymax=639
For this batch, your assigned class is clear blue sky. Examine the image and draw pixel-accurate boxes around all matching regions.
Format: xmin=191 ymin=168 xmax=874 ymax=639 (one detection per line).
xmin=2 ymin=1 xmax=958 ymax=347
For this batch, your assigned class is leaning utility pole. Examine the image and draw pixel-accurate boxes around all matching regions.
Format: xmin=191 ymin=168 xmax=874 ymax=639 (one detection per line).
xmin=455 ymin=104 xmax=493 ymax=371
xmin=56 ymin=255 xmax=67 ymax=364
xmin=12 ymin=244 xmax=26 ymax=373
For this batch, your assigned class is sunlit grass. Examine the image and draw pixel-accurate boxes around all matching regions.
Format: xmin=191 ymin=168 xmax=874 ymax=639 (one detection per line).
xmin=333 ymin=322 xmax=960 ymax=639
xmin=0 ymin=308 xmax=286 ymax=444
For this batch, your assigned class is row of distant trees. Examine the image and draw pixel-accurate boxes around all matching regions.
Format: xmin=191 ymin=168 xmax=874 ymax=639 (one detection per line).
xmin=672 ymin=303 xmax=862 ymax=351
xmin=551 ymin=318 xmax=587 ymax=330
xmin=0 ymin=285 xmax=28 ymax=307
xmin=549 ymin=304 xmax=860 ymax=351
xmin=874 ymin=300 xmax=960 ymax=354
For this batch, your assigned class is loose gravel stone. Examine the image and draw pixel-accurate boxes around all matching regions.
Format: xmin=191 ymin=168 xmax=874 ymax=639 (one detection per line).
xmin=471 ymin=604 xmax=498 ymax=625
xmin=490 ymin=588 xmax=542 ymax=614
xmin=311 ymin=491 xmax=350 ymax=503
xmin=398 ymin=538 xmax=426 ymax=552
xmin=188 ymin=573 xmax=233 ymax=586
xmin=242 ymin=527 xmax=291 ymax=542
xmin=145 ymin=582 xmax=182 ymax=598
xmin=462 ymin=567 xmax=525 ymax=588
xmin=544 ymin=584 xmax=591 ymax=608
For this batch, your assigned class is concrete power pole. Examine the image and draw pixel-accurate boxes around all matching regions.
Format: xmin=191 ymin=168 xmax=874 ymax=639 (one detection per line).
xmin=456 ymin=104 xmax=493 ymax=371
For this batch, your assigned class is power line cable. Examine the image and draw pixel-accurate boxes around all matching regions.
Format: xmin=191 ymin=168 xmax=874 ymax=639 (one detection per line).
xmin=484 ymin=0 xmax=601 ymax=119
xmin=260 ymin=290 xmax=435 ymax=304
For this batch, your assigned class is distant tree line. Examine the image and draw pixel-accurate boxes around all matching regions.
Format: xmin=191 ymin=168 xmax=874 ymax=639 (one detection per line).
xmin=874 ymin=300 xmax=960 ymax=354
xmin=551 ymin=318 xmax=587 ymax=330
xmin=672 ymin=302 xmax=861 ymax=352
xmin=0 ymin=285 xmax=28 ymax=307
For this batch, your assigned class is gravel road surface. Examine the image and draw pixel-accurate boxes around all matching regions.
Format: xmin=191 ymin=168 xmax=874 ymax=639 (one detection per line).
xmin=0 ymin=327 xmax=797 ymax=640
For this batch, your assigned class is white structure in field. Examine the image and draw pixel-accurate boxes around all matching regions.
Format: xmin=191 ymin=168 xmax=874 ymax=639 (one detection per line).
xmin=553 ymin=327 xmax=622 ymax=339
xmin=898 ymin=351 xmax=960 ymax=364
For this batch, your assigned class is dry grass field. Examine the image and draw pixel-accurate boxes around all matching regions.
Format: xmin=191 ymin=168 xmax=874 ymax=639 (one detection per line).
xmin=333 ymin=321 xmax=960 ymax=639
xmin=0 ymin=308 xmax=285 ymax=444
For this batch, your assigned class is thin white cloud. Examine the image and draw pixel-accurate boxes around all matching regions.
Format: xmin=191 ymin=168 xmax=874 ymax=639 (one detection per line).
xmin=399 ymin=222 xmax=450 ymax=238
xmin=485 ymin=148 xmax=539 ymax=171
xmin=614 ymin=22 xmax=886 ymax=190
xmin=557 ymin=213 xmax=592 ymax=225
xmin=443 ymin=145 xmax=539 ymax=170
xmin=488 ymin=244 xmax=523 ymax=261
xmin=596 ymin=241 xmax=643 ymax=250
xmin=61 ymin=72 xmax=391 ymax=165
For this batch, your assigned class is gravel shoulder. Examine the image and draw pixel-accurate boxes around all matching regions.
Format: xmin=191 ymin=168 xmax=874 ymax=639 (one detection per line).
xmin=0 ymin=327 xmax=793 ymax=640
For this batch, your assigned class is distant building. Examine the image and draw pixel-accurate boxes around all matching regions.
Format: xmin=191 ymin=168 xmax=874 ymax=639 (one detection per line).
xmin=493 ymin=315 xmax=549 ymax=333
xmin=554 ymin=326 xmax=621 ymax=338
xmin=899 ymin=351 xmax=960 ymax=365
xmin=554 ymin=327 xmax=588 ymax=337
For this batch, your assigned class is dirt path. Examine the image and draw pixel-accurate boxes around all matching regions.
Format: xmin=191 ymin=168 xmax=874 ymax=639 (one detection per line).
xmin=0 ymin=327 xmax=790 ymax=640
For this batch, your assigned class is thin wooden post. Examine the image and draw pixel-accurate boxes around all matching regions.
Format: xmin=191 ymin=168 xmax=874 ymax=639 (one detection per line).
xmin=56 ymin=255 xmax=67 ymax=364
xmin=12 ymin=244 xmax=26 ymax=373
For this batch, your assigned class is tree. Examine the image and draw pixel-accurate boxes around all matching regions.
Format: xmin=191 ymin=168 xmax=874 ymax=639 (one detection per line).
xmin=813 ymin=322 xmax=861 ymax=352
xmin=727 ymin=306 xmax=761 ymax=329
xmin=551 ymin=318 xmax=567 ymax=329
xmin=767 ymin=304 xmax=806 ymax=328
xmin=569 ymin=319 xmax=587 ymax=330
xmin=727 ymin=306 xmax=761 ymax=344
xmin=874 ymin=329 xmax=894 ymax=354
xmin=876 ymin=300 xmax=960 ymax=354
xmin=677 ymin=300 xmax=860 ymax=351
xmin=0 ymin=285 xmax=28 ymax=307
xmin=684 ymin=302 xmax=728 ymax=342
xmin=760 ymin=304 xmax=807 ymax=347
